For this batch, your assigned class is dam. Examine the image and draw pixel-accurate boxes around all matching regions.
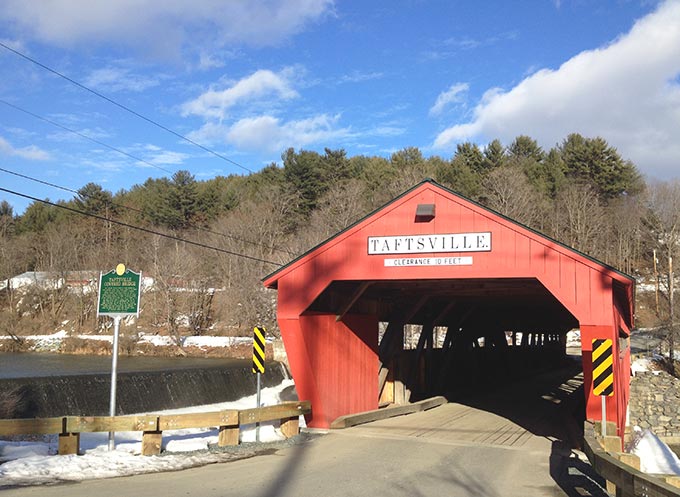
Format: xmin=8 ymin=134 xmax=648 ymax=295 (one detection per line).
xmin=0 ymin=353 xmax=287 ymax=418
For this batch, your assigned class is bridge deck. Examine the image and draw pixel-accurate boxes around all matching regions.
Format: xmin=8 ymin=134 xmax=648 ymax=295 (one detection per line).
xmin=350 ymin=402 xmax=537 ymax=449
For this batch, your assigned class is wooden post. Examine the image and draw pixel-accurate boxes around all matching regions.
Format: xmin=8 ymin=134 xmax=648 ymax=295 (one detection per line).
xmin=594 ymin=421 xmax=619 ymax=440
xmin=379 ymin=362 xmax=395 ymax=404
xmin=666 ymin=476 xmax=680 ymax=489
xmin=58 ymin=432 xmax=80 ymax=455
xmin=616 ymin=452 xmax=640 ymax=471
xmin=280 ymin=416 xmax=300 ymax=438
xmin=141 ymin=431 xmax=162 ymax=456
xmin=218 ymin=426 xmax=240 ymax=446
xmin=602 ymin=435 xmax=622 ymax=453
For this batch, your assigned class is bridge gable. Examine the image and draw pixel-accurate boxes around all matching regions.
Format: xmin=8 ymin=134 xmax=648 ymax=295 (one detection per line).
xmin=264 ymin=179 xmax=633 ymax=327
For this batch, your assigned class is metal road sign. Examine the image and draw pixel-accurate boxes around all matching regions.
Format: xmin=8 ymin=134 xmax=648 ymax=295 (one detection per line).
xmin=592 ymin=338 xmax=614 ymax=396
xmin=97 ymin=264 xmax=141 ymax=317
xmin=252 ymin=326 xmax=266 ymax=374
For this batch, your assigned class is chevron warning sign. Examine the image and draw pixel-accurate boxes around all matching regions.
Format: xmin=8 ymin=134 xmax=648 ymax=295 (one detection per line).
xmin=252 ymin=326 xmax=266 ymax=374
xmin=592 ymin=338 xmax=614 ymax=397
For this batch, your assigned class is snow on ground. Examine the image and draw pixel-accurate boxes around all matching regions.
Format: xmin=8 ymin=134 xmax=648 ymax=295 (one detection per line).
xmin=631 ymin=356 xmax=664 ymax=376
xmin=629 ymin=428 xmax=680 ymax=475
xmin=566 ymin=329 xmax=581 ymax=347
xmin=0 ymin=379 xmax=303 ymax=488
xmin=0 ymin=330 xmax=267 ymax=352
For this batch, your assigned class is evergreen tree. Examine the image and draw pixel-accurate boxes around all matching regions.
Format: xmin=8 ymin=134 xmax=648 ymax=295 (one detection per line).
xmin=322 ymin=148 xmax=352 ymax=183
xmin=16 ymin=200 xmax=59 ymax=234
xmin=482 ymin=139 xmax=506 ymax=171
xmin=435 ymin=157 xmax=480 ymax=198
xmin=75 ymin=183 xmax=113 ymax=215
xmin=390 ymin=147 xmax=424 ymax=169
xmin=559 ymin=134 xmax=643 ymax=200
xmin=453 ymin=142 xmax=484 ymax=174
xmin=167 ymin=170 xmax=198 ymax=229
xmin=0 ymin=200 xmax=14 ymax=238
xmin=507 ymin=135 xmax=545 ymax=163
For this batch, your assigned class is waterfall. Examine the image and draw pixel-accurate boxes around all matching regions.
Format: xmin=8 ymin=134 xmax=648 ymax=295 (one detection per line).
xmin=0 ymin=362 xmax=287 ymax=418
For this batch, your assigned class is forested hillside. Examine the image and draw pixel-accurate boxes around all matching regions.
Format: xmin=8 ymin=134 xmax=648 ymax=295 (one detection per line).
xmin=1 ymin=133 xmax=678 ymax=348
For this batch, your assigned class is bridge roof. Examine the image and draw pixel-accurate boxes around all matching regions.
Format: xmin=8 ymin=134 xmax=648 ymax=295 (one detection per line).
xmin=264 ymin=179 xmax=634 ymax=328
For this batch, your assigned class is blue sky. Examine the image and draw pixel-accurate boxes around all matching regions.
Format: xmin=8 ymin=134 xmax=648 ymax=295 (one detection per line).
xmin=1 ymin=0 xmax=679 ymax=213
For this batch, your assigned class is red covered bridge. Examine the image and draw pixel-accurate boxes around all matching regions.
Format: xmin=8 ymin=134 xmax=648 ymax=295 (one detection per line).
xmin=263 ymin=179 xmax=634 ymax=435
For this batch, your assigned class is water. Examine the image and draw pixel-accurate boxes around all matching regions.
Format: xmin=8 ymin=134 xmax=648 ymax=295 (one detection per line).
xmin=0 ymin=353 xmax=287 ymax=418
xmin=0 ymin=352 xmax=248 ymax=379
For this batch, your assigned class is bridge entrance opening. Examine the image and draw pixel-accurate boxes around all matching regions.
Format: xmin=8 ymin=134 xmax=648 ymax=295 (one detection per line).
xmin=264 ymin=180 xmax=634 ymax=435
xmin=307 ymin=277 xmax=578 ymax=405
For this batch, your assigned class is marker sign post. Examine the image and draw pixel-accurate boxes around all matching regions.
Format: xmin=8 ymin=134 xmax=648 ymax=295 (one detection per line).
xmin=97 ymin=264 xmax=141 ymax=451
xmin=592 ymin=338 xmax=614 ymax=437
xmin=252 ymin=327 xmax=266 ymax=442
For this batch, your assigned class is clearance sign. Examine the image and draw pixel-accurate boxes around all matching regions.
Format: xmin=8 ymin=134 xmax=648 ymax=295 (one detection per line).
xmin=369 ymin=232 xmax=491 ymax=267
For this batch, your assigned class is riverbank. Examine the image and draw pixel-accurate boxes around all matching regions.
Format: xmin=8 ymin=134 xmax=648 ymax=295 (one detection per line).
xmin=0 ymin=329 xmax=286 ymax=360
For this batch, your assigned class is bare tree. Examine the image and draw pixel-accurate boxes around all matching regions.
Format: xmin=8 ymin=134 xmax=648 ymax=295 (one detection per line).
xmin=551 ymin=181 xmax=606 ymax=256
xmin=604 ymin=194 xmax=645 ymax=273
xmin=304 ymin=179 xmax=371 ymax=244
xmin=480 ymin=165 xmax=545 ymax=228
xmin=645 ymin=180 xmax=680 ymax=372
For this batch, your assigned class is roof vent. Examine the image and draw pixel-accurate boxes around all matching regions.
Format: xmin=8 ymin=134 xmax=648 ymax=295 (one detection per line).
xmin=415 ymin=203 xmax=435 ymax=222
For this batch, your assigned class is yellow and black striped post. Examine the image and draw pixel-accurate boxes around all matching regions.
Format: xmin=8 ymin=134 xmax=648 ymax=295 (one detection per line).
xmin=253 ymin=326 xmax=266 ymax=442
xmin=252 ymin=326 xmax=266 ymax=374
xmin=592 ymin=338 xmax=614 ymax=436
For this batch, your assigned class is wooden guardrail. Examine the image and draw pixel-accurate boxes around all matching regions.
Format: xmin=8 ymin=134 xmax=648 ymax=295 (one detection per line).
xmin=583 ymin=421 xmax=680 ymax=497
xmin=0 ymin=400 xmax=311 ymax=456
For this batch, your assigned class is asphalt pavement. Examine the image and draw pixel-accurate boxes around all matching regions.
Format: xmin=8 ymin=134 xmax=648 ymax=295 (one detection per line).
xmin=2 ymin=362 xmax=608 ymax=497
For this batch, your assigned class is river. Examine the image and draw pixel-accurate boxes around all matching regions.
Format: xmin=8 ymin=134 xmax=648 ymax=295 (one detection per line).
xmin=0 ymin=353 xmax=287 ymax=417
xmin=0 ymin=352 xmax=251 ymax=379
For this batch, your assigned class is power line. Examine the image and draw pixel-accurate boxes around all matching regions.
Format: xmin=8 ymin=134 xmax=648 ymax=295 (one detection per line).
xmin=0 ymin=102 xmax=297 ymax=255
xmin=0 ymin=185 xmax=282 ymax=267
xmin=0 ymin=99 xmax=174 ymax=175
xmin=0 ymin=166 xmax=296 ymax=256
xmin=0 ymin=41 xmax=255 ymax=175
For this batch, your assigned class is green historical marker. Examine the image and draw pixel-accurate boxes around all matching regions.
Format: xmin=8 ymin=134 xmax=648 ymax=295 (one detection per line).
xmin=97 ymin=263 xmax=142 ymax=451
xmin=98 ymin=263 xmax=141 ymax=317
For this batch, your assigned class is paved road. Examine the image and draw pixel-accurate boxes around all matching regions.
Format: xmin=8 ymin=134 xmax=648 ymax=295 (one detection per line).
xmin=3 ymin=363 xmax=607 ymax=497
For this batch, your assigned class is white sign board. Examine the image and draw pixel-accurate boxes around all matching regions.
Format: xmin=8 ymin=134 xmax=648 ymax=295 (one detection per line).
xmin=384 ymin=256 xmax=473 ymax=267
xmin=368 ymin=232 xmax=491 ymax=255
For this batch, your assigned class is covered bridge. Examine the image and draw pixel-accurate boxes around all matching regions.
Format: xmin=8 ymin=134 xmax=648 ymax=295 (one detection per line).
xmin=263 ymin=180 xmax=634 ymax=435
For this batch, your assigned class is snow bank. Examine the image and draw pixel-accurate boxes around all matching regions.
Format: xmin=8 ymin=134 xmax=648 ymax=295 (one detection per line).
xmin=0 ymin=332 xmax=268 ymax=351
xmin=0 ymin=379 xmax=303 ymax=487
xmin=631 ymin=357 xmax=663 ymax=376
xmin=629 ymin=428 xmax=680 ymax=475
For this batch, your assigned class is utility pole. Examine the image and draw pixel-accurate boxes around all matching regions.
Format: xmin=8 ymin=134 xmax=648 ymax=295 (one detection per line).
xmin=654 ymin=249 xmax=660 ymax=315
xmin=669 ymin=253 xmax=675 ymax=371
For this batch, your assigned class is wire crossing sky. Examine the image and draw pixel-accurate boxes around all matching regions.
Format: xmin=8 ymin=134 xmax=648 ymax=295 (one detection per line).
xmin=0 ymin=1 xmax=679 ymax=213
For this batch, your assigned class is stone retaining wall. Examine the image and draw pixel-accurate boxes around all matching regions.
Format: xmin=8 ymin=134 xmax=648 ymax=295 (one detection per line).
xmin=629 ymin=370 xmax=680 ymax=438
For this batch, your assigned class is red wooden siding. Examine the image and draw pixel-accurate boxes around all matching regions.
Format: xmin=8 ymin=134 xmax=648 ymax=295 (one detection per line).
xmin=265 ymin=180 xmax=634 ymax=432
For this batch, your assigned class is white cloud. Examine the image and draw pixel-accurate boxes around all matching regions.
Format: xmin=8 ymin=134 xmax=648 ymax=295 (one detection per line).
xmin=339 ymin=71 xmax=383 ymax=84
xmin=147 ymin=150 xmax=189 ymax=166
xmin=0 ymin=135 xmax=50 ymax=160
xmin=84 ymin=66 xmax=163 ymax=93
xmin=47 ymin=127 xmax=111 ymax=143
xmin=190 ymin=114 xmax=350 ymax=152
xmin=127 ymin=143 xmax=189 ymax=165
xmin=424 ymin=31 xmax=519 ymax=61
xmin=0 ymin=0 xmax=334 ymax=60
xmin=432 ymin=0 xmax=680 ymax=179
xmin=182 ymin=69 xmax=299 ymax=120
xmin=429 ymin=83 xmax=469 ymax=116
